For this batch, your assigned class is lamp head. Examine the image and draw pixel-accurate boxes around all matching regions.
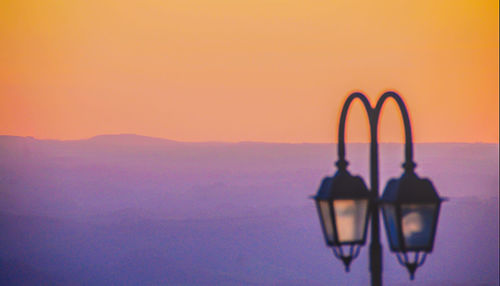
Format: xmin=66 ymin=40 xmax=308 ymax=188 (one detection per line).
xmin=380 ymin=170 xmax=446 ymax=279
xmin=313 ymin=167 xmax=372 ymax=272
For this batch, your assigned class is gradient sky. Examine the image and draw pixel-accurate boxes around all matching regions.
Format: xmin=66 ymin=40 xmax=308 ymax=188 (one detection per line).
xmin=1 ymin=0 xmax=498 ymax=143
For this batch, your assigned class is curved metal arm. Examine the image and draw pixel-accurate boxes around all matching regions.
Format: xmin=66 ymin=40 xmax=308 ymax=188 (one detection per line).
xmin=373 ymin=91 xmax=416 ymax=171
xmin=337 ymin=92 xmax=373 ymax=169
xmin=332 ymin=91 xmax=418 ymax=285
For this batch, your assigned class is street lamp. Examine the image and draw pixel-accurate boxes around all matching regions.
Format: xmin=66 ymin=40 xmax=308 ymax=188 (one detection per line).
xmin=313 ymin=167 xmax=371 ymax=271
xmin=380 ymin=171 xmax=444 ymax=280
xmin=313 ymin=91 xmax=445 ymax=286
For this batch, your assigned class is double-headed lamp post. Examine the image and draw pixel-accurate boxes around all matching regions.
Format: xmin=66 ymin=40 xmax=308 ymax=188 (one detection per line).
xmin=313 ymin=91 xmax=445 ymax=286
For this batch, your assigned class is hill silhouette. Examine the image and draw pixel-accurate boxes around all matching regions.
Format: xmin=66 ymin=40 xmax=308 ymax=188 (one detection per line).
xmin=0 ymin=135 xmax=498 ymax=285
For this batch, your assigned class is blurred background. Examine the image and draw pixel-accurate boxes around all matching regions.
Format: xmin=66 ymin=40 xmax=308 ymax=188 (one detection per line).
xmin=0 ymin=135 xmax=497 ymax=285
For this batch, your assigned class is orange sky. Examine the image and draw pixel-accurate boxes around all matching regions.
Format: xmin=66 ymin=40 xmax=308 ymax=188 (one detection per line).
xmin=0 ymin=0 xmax=498 ymax=143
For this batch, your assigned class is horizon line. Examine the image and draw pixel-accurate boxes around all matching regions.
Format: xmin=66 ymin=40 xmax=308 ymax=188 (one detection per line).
xmin=0 ymin=133 xmax=498 ymax=145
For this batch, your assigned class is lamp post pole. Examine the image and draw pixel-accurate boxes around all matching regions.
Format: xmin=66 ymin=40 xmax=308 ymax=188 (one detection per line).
xmin=336 ymin=91 xmax=415 ymax=286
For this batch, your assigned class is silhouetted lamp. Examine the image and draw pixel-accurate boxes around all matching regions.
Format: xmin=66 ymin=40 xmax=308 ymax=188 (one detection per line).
xmin=314 ymin=162 xmax=371 ymax=272
xmin=313 ymin=91 xmax=445 ymax=285
xmin=380 ymin=169 xmax=444 ymax=280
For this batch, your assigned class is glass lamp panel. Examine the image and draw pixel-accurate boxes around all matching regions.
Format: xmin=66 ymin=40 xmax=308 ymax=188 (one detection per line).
xmin=382 ymin=204 xmax=400 ymax=250
xmin=333 ymin=199 xmax=368 ymax=243
xmin=401 ymin=203 xmax=436 ymax=249
xmin=318 ymin=200 xmax=335 ymax=244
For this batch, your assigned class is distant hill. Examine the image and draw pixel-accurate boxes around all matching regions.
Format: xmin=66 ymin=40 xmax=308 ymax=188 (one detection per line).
xmin=0 ymin=135 xmax=498 ymax=285
xmin=0 ymin=135 xmax=497 ymax=218
xmin=85 ymin=134 xmax=181 ymax=145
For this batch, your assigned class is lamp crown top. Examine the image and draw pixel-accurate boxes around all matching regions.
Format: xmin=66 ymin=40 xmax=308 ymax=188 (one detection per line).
xmin=314 ymin=169 xmax=370 ymax=200
xmin=381 ymin=172 xmax=442 ymax=204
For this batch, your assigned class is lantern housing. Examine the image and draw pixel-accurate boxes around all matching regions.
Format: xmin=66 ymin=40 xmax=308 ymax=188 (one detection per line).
xmin=314 ymin=167 xmax=371 ymax=271
xmin=380 ymin=170 xmax=445 ymax=279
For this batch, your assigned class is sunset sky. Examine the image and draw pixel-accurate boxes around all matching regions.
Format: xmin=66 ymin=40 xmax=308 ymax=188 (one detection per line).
xmin=1 ymin=0 xmax=498 ymax=143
